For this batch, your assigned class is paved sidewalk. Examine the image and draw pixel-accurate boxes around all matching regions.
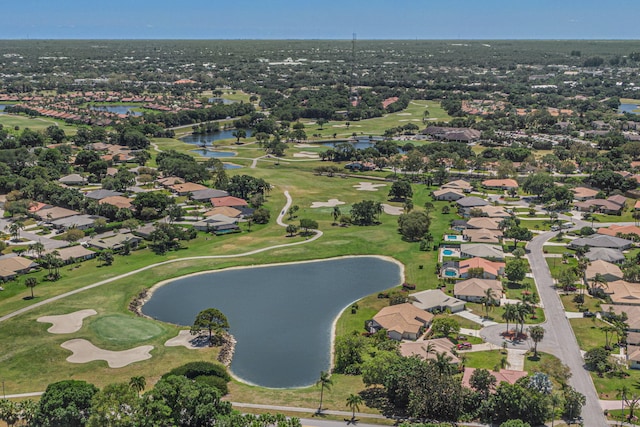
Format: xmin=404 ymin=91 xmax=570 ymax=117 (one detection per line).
xmin=455 ymin=310 xmax=498 ymax=326
xmin=506 ymin=349 xmax=527 ymax=371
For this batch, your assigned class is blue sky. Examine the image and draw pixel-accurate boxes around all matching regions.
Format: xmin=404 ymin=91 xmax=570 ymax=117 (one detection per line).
xmin=3 ymin=0 xmax=639 ymax=39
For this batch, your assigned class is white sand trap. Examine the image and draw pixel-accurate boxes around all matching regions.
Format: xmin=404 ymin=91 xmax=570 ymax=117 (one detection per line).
xmin=294 ymin=143 xmax=315 ymax=148
xmin=396 ymin=113 xmax=412 ymax=116
xmin=293 ymin=151 xmax=319 ymax=159
xmin=311 ymin=199 xmax=346 ymax=208
xmin=37 ymin=309 xmax=97 ymax=334
xmin=353 ymin=182 xmax=387 ymax=191
xmin=61 ymin=339 xmax=153 ymax=368
xmin=165 ymin=330 xmax=209 ymax=349
xmin=382 ymin=204 xmax=404 ymax=215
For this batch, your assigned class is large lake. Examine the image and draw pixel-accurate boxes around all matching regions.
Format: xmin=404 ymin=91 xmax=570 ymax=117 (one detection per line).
xmin=142 ymin=256 xmax=402 ymax=388
xmin=181 ymin=129 xmax=253 ymax=145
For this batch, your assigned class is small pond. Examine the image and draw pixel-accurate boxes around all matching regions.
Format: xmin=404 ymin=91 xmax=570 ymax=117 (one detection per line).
xmin=0 ymin=104 xmax=6 ymax=111
xmin=223 ymin=163 xmax=242 ymax=170
xmin=142 ymin=256 xmax=402 ymax=388
xmin=619 ymin=103 xmax=640 ymax=115
xmin=191 ymin=149 xmax=237 ymax=158
xmin=90 ymin=105 xmax=142 ymax=116
xmin=181 ymin=129 xmax=254 ymax=146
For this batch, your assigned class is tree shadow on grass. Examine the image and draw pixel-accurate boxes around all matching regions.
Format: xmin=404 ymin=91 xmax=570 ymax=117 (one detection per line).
xmin=358 ymin=387 xmax=405 ymax=419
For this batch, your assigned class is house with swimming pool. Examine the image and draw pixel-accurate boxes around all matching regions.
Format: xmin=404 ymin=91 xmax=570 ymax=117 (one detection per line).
xmin=459 ymin=257 xmax=505 ymax=280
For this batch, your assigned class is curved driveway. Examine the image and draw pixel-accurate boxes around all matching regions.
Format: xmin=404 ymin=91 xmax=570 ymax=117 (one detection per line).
xmin=525 ymin=231 xmax=605 ymax=427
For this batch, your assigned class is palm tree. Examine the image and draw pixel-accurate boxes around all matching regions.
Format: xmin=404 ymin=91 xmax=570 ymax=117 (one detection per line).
xmin=617 ymin=386 xmax=629 ymax=424
xmin=591 ymin=272 xmax=608 ymax=294
xmin=8 ymin=221 xmax=24 ymax=241
xmin=482 ymin=288 xmax=498 ymax=319
xmin=129 ymin=376 xmax=146 ymax=397
xmin=514 ymin=302 xmax=530 ymax=335
xmin=332 ymin=206 xmax=341 ymax=224
xmin=502 ymin=303 xmax=516 ymax=334
xmin=550 ymin=392 xmax=563 ymax=427
xmin=601 ymin=325 xmax=615 ymax=350
xmin=345 ymin=393 xmax=363 ymax=421
xmin=24 ymin=277 xmax=38 ymax=299
xmin=432 ymin=351 xmax=454 ymax=375
xmin=528 ymin=325 xmax=545 ymax=358
xmin=316 ymin=371 xmax=333 ymax=413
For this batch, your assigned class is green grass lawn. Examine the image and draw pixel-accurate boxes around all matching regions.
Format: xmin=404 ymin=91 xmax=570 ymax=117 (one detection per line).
xmin=560 ymin=294 xmax=602 ymax=312
xmin=88 ymin=314 xmax=165 ymax=346
xmin=466 ymin=303 xmax=545 ymax=324
xmin=569 ymin=318 xmax=608 ymax=350
xmin=463 ymin=350 xmax=505 ymax=370
xmin=0 ymin=113 xmax=78 ymax=136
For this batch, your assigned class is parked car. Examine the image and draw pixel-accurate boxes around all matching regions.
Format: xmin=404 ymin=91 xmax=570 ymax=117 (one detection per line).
xmin=457 ymin=342 xmax=472 ymax=350
xmin=583 ymin=311 xmax=596 ymax=318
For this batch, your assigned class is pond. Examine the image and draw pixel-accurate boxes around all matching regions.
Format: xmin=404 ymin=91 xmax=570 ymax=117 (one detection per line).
xmin=142 ymin=256 xmax=402 ymax=388
xmin=90 ymin=105 xmax=142 ymax=116
xmin=0 ymin=104 xmax=6 ymax=111
xmin=619 ymin=103 xmax=640 ymax=115
xmin=181 ymin=129 xmax=253 ymax=146
xmin=191 ymin=149 xmax=237 ymax=158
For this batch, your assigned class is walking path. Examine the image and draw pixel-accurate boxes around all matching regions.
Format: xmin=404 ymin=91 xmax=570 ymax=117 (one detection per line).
xmin=0 ymin=191 xmax=321 ymax=324
xmin=506 ymin=349 xmax=527 ymax=371
xmin=455 ymin=310 xmax=498 ymax=326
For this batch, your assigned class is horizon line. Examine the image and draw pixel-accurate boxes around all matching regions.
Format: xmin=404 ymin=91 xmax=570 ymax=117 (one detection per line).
xmin=0 ymin=37 xmax=638 ymax=42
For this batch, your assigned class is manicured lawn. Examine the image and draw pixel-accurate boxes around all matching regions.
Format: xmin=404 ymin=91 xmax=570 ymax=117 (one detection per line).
xmin=569 ymin=318 xmax=608 ymax=350
xmin=466 ymin=303 xmax=545 ymax=324
xmin=592 ymin=368 xmax=640 ymax=399
xmin=560 ymin=293 xmax=602 ymax=313
xmin=88 ymin=314 xmax=165 ymax=346
xmin=0 ymin=113 xmax=77 ymax=135
xmin=463 ymin=350 xmax=505 ymax=370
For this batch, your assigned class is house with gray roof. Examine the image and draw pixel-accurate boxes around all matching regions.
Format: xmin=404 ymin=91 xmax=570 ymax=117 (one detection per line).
xmin=190 ymin=188 xmax=229 ymax=201
xmin=50 ymin=215 xmax=106 ymax=231
xmin=193 ymin=214 xmax=239 ymax=233
xmin=460 ymin=243 xmax=505 ymax=260
xmin=456 ymin=196 xmax=489 ymax=216
xmin=85 ymin=189 xmax=124 ymax=200
xmin=87 ymin=233 xmax=141 ymax=251
xmin=585 ymin=247 xmax=626 ymax=264
xmin=569 ymin=235 xmax=634 ymax=251
xmin=410 ymin=289 xmax=466 ymax=313
xmin=58 ymin=174 xmax=87 ymax=186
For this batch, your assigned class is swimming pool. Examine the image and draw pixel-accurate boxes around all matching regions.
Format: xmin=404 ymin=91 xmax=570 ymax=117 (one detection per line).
xmin=443 ymin=249 xmax=454 ymax=256
xmin=444 ymin=270 xmax=457 ymax=277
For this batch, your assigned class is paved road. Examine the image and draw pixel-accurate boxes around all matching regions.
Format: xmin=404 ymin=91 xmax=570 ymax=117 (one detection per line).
xmin=526 ymin=231 xmax=606 ymax=427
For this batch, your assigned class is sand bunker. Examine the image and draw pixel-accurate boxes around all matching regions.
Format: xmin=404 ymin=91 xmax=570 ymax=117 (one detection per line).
xmin=37 ymin=309 xmax=97 ymax=334
xmin=293 ymin=151 xmax=319 ymax=159
xmin=382 ymin=204 xmax=404 ymax=215
xmin=294 ymin=143 xmax=315 ymax=148
xmin=165 ymin=330 xmax=209 ymax=349
xmin=353 ymin=182 xmax=387 ymax=191
xmin=396 ymin=113 xmax=412 ymax=116
xmin=61 ymin=339 xmax=153 ymax=368
xmin=310 ymin=199 xmax=346 ymax=208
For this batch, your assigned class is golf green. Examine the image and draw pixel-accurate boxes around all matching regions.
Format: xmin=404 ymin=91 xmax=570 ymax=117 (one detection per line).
xmin=89 ymin=314 xmax=165 ymax=344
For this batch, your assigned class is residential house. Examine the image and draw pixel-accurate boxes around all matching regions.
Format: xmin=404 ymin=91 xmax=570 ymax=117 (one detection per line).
xmin=585 ymin=247 xmax=626 ymax=264
xmin=369 ymin=303 xmax=434 ymax=341
xmin=98 ymin=196 xmax=133 ymax=210
xmin=442 ymin=180 xmax=473 ymax=193
xmin=87 ymin=233 xmax=141 ymax=251
xmin=482 ymin=179 xmax=519 ymax=190
xmin=410 ymin=289 xmax=466 ymax=313
xmin=598 ymin=224 xmax=640 ymax=240
xmin=627 ymin=345 xmax=640 ymax=370
xmin=85 ymin=189 xmax=124 ymax=200
xmin=574 ymin=195 xmax=627 ymax=215
xmin=210 ymin=196 xmax=249 ymax=209
xmin=190 ymin=188 xmax=229 ymax=201
xmin=460 ymin=244 xmax=505 ymax=260
xmin=605 ymin=280 xmax=640 ymax=306
xmin=601 ymin=304 xmax=640 ymax=332
xmin=585 ymin=260 xmax=624 ymax=283
xmin=572 ymin=187 xmax=599 ymax=201
xmin=459 ymin=257 xmax=505 ymax=280
xmin=461 ymin=368 xmax=527 ymax=390
xmin=0 ymin=256 xmax=40 ymax=280
xmin=432 ymin=188 xmax=465 ymax=201
xmin=36 ymin=206 xmax=80 ymax=222
xmin=58 ymin=174 xmax=87 ymax=186
xmin=157 ymin=176 xmax=185 ymax=188
xmin=43 ymin=246 xmax=96 ymax=264
xmin=463 ymin=228 xmax=503 ymax=244
xmin=569 ymin=235 xmax=634 ymax=251
xmin=169 ymin=182 xmax=208 ymax=196
xmin=457 ymin=197 xmax=489 ymax=216
xmin=476 ymin=205 xmax=511 ymax=218
xmin=466 ymin=217 xmax=502 ymax=230
xmin=399 ymin=338 xmax=460 ymax=364
xmin=50 ymin=215 xmax=106 ymax=231
xmin=451 ymin=220 xmax=468 ymax=231
xmin=203 ymin=207 xmax=243 ymax=218
xmin=454 ymin=278 xmax=503 ymax=303
xmin=192 ymin=214 xmax=240 ymax=233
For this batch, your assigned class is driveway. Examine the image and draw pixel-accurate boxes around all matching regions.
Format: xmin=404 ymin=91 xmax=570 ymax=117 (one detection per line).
xmin=525 ymin=231 xmax=606 ymax=427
